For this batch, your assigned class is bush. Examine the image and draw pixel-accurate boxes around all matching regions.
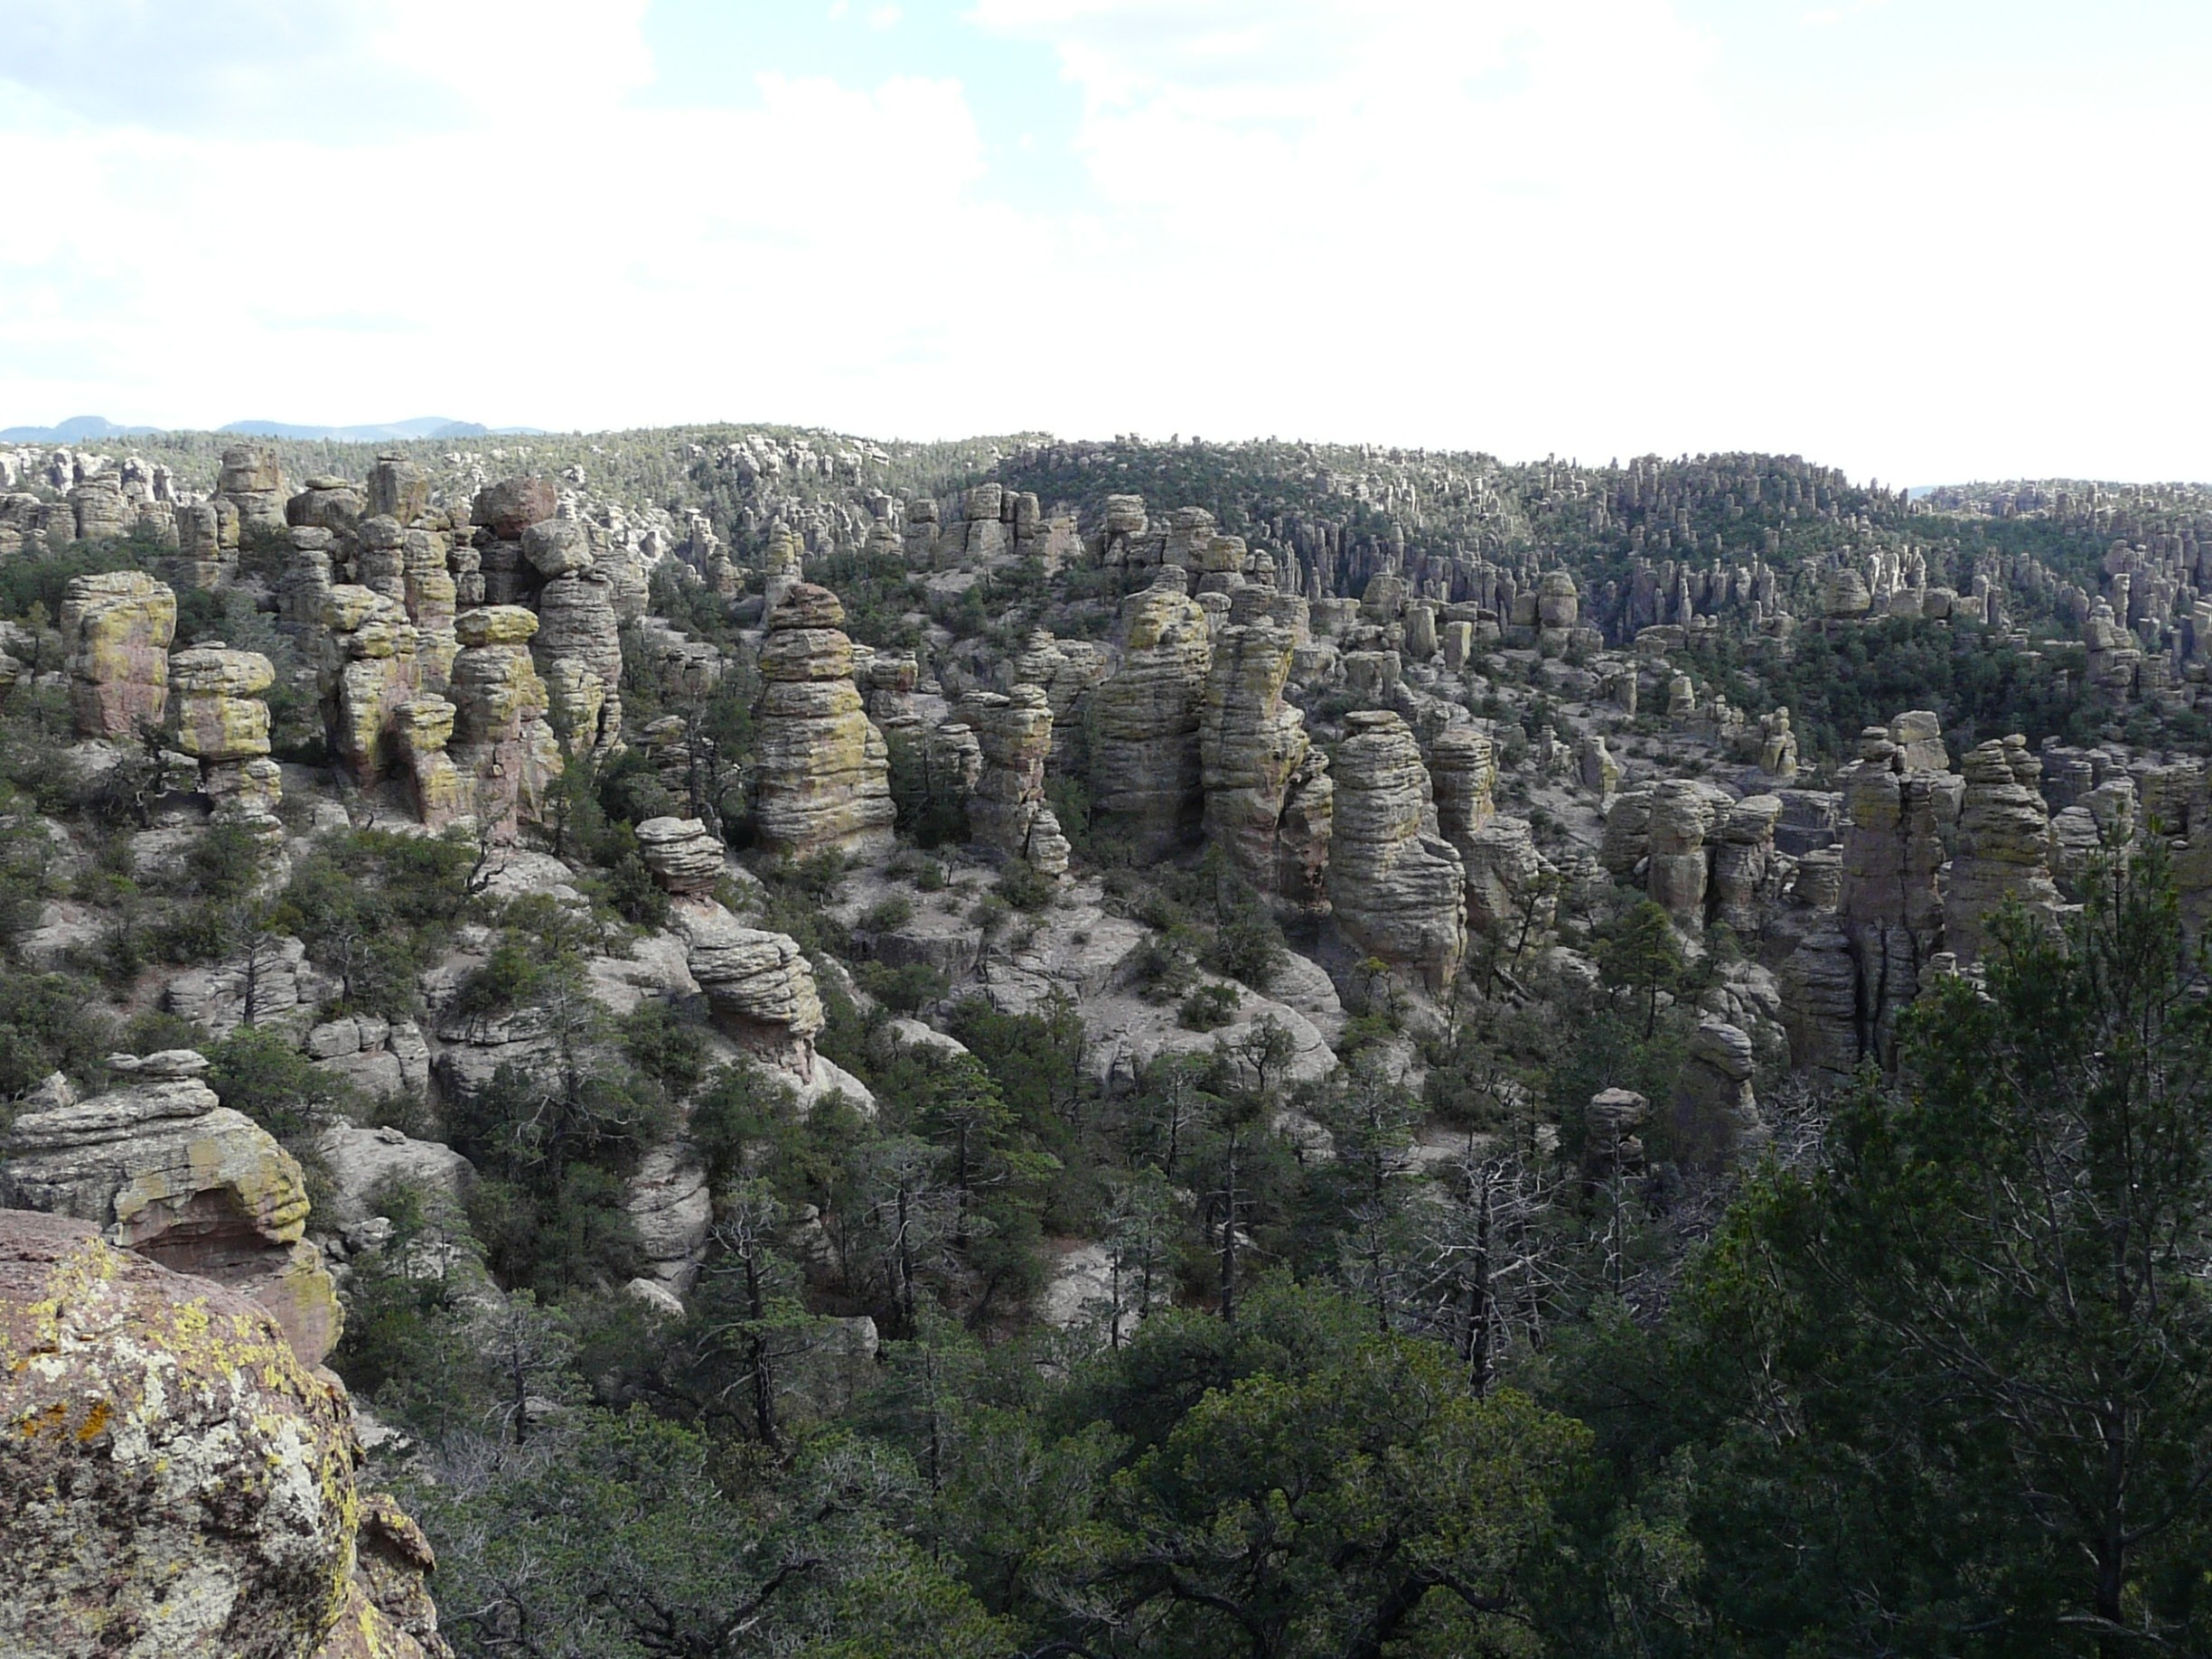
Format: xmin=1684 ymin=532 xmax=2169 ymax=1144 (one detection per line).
xmin=860 ymin=895 xmax=916 ymax=933
xmin=1178 ymin=983 xmax=1241 ymax=1032
xmin=995 ymin=861 xmax=1056 ymax=914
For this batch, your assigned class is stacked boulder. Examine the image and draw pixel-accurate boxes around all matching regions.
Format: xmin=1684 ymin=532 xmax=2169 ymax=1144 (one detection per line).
xmin=1945 ymin=735 xmax=2063 ymax=963
xmin=1327 ymin=710 xmax=1467 ymax=989
xmin=61 ymin=570 xmax=174 ymax=739
xmin=445 ymin=605 xmax=563 ymax=836
xmin=215 ymin=443 xmax=286 ymax=534
xmin=1200 ymin=615 xmax=1331 ymax=910
xmin=0 ymin=1051 xmax=341 ymax=1368
xmin=1009 ymin=630 xmax=1111 ymax=771
xmin=318 ymin=586 xmax=421 ymax=786
xmin=1711 ymin=795 xmax=1785 ymax=937
xmin=169 ymin=644 xmax=283 ymax=839
xmin=529 ymin=521 xmax=623 ymax=757
xmin=751 ymin=583 xmax=895 ymax=860
xmin=961 ymin=687 xmax=1071 ymax=876
xmin=1091 ymin=567 xmax=1213 ymax=858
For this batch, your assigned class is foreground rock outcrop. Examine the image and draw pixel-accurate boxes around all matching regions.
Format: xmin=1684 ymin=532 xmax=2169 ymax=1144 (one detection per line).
xmin=0 ymin=1054 xmax=341 ymax=1368
xmin=0 ymin=1209 xmax=449 ymax=1659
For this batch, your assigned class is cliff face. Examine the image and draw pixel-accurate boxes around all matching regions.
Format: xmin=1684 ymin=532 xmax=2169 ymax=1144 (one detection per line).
xmin=0 ymin=1210 xmax=449 ymax=1659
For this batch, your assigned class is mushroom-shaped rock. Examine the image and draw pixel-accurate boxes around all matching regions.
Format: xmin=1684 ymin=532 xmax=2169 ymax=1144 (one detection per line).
xmin=636 ymin=816 xmax=726 ymax=895
xmin=673 ymin=906 xmax=826 ymax=1076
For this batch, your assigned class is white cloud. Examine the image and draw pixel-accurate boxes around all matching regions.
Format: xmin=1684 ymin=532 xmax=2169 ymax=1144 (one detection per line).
xmin=0 ymin=0 xmax=2205 ymax=481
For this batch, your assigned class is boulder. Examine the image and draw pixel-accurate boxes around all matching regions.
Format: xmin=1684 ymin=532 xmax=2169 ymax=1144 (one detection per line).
xmin=636 ymin=816 xmax=725 ymax=895
xmin=0 ymin=1210 xmax=449 ymax=1659
xmin=0 ymin=1060 xmax=341 ymax=1368
xmin=671 ymin=902 xmax=825 ymax=1077
xmin=472 ymin=475 xmax=557 ymax=539
xmin=314 ymin=1124 xmax=474 ymax=1230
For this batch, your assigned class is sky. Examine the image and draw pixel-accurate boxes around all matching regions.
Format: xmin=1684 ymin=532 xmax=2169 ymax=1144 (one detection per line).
xmin=0 ymin=0 xmax=2207 ymax=483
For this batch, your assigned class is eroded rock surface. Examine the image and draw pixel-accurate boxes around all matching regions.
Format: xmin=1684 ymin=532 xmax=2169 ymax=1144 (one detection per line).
xmin=1326 ymin=710 xmax=1467 ymax=989
xmin=0 ymin=1054 xmax=341 ymax=1367
xmin=0 ymin=1210 xmax=448 ymax=1659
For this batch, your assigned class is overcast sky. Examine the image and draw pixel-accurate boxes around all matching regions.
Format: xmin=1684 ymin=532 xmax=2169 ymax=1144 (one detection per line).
xmin=0 ymin=0 xmax=2206 ymax=483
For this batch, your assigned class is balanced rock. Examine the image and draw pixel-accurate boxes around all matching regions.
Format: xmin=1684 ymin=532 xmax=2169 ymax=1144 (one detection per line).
xmin=674 ymin=905 xmax=826 ymax=1076
xmin=1326 ymin=710 xmax=1467 ymax=989
xmin=472 ymin=475 xmax=557 ymax=539
xmin=447 ymin=605 xmax=562 ymax=837
xmin=216 ymin=444 xmax=287 ymax=531
xmin=636 ymin=816 xmax=726 ymax=895
xmin=750 ymin=583 xmax=895 ymax=860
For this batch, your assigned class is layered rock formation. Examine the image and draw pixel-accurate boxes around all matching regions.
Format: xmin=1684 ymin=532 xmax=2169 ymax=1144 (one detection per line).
xmin=0 ymin=1210 xmax=448 ymax=1659
xmin=1326 ymin=710 xmax=1467 ymax=989
xmin=635 ymin=815 xmax=726 ymax=895
xmin=1091 ymin=568 xmax=1213 ymax=859
xmin=1945 ymin=736 xmax=2064 ymax=963
xmin=1711 ymin=795 xmax=1784 ymax=938
xmin=1785 ymin=713 xmax=1962 ymax=1076
xmin=530 ymin=532 xmax=623 ymax=757
xmin=961 ymin=686 xmax=1071 ymax=876
xmin=216 ymin=444 xmax=287 ymax=533
xmin=1200 ymin=616 xmax=1330 ymax=909
xmin=671 ymin=905 xmax=826 ymax=1077
xmin=0 ymin=1053 xmax=341 ymax=1368
xmin=170 ymin=645 xmax=284 ymax=834
xmin=446 ymin=605 xmax=563 ymax=837
xmin=61 ymin=570 xmax=175 ymax=739
xmin=318 ymin=585 xmax=420 ymax=787
xmin=1670 ymin=1019 xmax=1765 ymax=1171
xmin=1009 ymin=630 xmax=1111 ymax=770
xmin=751 ymin=583 xmax=895 ymax=861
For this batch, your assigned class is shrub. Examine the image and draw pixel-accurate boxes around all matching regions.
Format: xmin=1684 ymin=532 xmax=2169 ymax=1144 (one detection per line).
xmin=1179 ymin=983 xmax=1241 ymax=1032
xmin=995 ymin=861 xmax=1057 ymax=914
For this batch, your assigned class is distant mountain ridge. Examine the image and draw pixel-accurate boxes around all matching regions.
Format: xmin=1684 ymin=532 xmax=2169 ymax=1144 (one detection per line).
xmin=1 ymin=416 xmax=547 ymax=444
xmin=0 ymin=416 xmax=163 ymax=443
